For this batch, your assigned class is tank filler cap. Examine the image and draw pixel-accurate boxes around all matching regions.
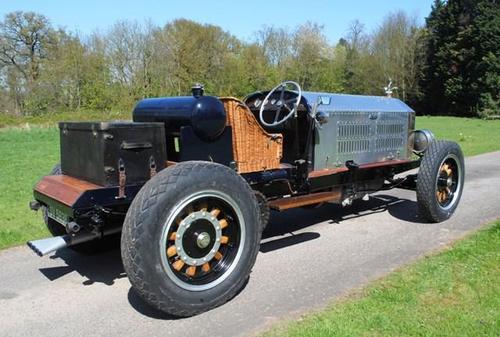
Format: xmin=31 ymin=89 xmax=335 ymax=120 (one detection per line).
xmin=191 ymin=83 xmax=204 ymax=98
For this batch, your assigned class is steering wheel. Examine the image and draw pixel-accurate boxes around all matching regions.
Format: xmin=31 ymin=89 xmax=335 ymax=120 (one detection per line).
xmin=259 ymin=81 xmax=302 ymax=127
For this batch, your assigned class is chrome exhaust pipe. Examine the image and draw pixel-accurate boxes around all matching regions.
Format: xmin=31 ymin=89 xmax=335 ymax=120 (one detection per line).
xmin=27 ymin=236 xmax=70 ymax=256
xmin=27 ymin=227 xmax=122 ymax=256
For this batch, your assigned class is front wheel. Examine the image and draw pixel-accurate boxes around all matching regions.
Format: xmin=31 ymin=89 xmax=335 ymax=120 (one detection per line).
xmin=121 ymin=161 xmax=262 ymax=317
xmin=416 ymin=141 xmax=465 ymax=222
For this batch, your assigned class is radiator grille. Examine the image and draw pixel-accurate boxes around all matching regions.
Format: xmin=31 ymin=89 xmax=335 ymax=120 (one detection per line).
xmin=378 ymin=111 xmax=402 ymax=121
xmin=337 ymin=122 xmax=371 ymax=154
xmin=338 ymin=139 xmax=370 ymax=153
xmin=376 ymin=123 xmax=404 ymax=135
xmin=376 ymin=137 xmax=404 ymax=150
xmin=338 ymin=124 xmax=370 ymax=138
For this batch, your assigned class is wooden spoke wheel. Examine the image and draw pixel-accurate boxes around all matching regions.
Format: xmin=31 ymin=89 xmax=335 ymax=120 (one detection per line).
xmin=121 ymin=161 xmax=261 ymax=317
xmin=161 ymin=193 xmax=244 ymax=290
xmin=416 ymin=141 xmax=464 ymax=223
xmin=436 ymin=159 xmax=460 ymax=209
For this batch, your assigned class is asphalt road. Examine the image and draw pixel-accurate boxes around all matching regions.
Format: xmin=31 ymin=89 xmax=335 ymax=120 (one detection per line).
xmin=1 ymin=151 xmax=499 ymax=337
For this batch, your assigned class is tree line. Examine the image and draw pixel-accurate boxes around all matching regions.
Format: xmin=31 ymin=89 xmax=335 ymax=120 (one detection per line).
xmin=0 ymin=0 xmax=497 ymax=118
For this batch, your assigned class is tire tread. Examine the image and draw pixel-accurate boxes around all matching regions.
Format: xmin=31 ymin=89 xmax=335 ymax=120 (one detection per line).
xmin=416 ymin=141 xmax=464 ymax=223
xmin=121 ymin=161 xmax=261 ymax=317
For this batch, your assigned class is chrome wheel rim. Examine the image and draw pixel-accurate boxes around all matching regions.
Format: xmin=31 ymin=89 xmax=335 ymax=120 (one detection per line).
xmin=159 ymin=190 xmax=245 ymax=291
xmin=435 ymin=154 xmax=462 ymax=211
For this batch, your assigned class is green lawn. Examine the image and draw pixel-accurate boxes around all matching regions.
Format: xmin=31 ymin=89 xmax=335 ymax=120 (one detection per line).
xmin=263 ymin=221 xmax=500 ymax=337
xmin=0 ymin=116 xmax=499 ymax=249
xmin=0 ymin=110 xmax=130 ymax=128
xmin=416 ymin=116 xmax=500 ymax=156
xmin=0 ymin=127 xmax=59 ymax=248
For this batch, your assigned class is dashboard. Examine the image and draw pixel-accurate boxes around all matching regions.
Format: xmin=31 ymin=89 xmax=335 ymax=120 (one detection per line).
xmin=244 ymin=91 xmax=304 ymax=112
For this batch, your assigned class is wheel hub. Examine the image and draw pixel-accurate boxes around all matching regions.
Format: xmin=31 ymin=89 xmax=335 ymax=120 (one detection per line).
xmin=174 ymin=210 xmax=222 ymax=267
xmin=446 ymin=176 xmax=453 ymax=187
xmin=436 ymin=160 xmax=459 ymax=207
xmin=196 ymin=232 xmax=211 ymax=249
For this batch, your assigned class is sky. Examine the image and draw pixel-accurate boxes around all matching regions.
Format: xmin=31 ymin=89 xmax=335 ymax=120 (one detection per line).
xmin=0 ymin=0 xmax=434 ymax=42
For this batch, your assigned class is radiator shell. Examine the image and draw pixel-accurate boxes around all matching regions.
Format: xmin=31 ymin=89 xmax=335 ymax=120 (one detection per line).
xmin=301 ymin=93 xmax=414 ymax=170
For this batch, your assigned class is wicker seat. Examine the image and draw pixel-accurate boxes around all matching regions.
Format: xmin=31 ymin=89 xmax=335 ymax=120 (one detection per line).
xmin=221 ymin=97 xmax=283 ymax=173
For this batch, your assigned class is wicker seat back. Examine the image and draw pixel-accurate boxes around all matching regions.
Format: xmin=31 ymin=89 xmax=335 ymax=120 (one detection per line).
xmin=221 ymin=97 xmax=283 ymax=173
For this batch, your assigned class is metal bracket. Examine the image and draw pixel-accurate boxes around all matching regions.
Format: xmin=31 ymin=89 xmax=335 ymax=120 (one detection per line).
xmin=116 ymin=158 xmax=126 ymax=199
xmin=149 ymin=156 xmax=157 ymax=178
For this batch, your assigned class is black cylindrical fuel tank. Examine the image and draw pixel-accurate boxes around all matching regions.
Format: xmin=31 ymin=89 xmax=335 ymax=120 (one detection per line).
xmin=133 ymin=95 xmax=226 ymax=141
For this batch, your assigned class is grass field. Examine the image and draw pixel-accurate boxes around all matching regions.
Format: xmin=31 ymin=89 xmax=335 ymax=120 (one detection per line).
xmin=0 ymin=110 xmax=129 ymax=128
xmin=0 ymin=116 xmax=499 ymax=249
xmin=0 ymin=127 xmax=59 ymax=248
xmin=263 ymin=221 xmax=500 ymax=337
xmin=416 ymin=116 xmax=500 ymax=156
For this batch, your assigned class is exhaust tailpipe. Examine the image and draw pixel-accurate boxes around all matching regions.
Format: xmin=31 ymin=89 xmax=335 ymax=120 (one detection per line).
xmin=27 ymin=236 xmax=70 ymax=256
xmin=27 ymin=227 xmax=122 ymax=256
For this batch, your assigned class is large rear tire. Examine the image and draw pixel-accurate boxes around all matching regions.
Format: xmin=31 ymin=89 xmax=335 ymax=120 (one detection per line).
xmin=416 ymin=141 xmax=465 ymax=222
xmin=121 ymin=161 xmax=262 ymax=317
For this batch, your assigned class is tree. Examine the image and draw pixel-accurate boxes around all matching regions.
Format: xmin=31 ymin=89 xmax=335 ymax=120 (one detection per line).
xmin=469 ymin=0 xmax=500 ymax=116
xmin=2 ymin=7 xmax=494 ymax=118
xmin=103 ymin=20 xmax=158 ymax=109
xmin=152 ymin=19 xmax=240 ymax=96
xmin=420 ymin=0 xmax=499 ymax=116
xmin=342 ymin=20 xmax=373 ymax=94
xmin=255 ymin=22 xmax=346 ymax=93
xmin=256 ymin=26 xmax=292 ymax=67
xmin=0 ymin=11 xmax=56 ymax=114
xmin=290 ymin=22 xmax=329 ymax=90
xmin=77 ymin=33 xmax=114 ymax=111
xmin=371 ymin=11 xmax=424 ymax=103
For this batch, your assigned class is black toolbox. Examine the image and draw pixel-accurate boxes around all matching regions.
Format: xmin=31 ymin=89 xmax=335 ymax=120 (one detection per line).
xmin=59 ymin=121 xmax=167 ymax=186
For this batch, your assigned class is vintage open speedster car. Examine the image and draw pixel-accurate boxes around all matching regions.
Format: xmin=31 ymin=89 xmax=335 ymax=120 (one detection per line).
xmin=27 ymin=81 xmax=464 ymax=316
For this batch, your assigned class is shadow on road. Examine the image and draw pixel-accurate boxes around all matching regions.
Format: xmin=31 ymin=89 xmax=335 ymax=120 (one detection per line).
xmin=127 ymin=288 xmax=180 ymax=320
xmin=260 ymin=232 xmax=321 ymax=253
xmin=35 ymin=192 xmax=422 ymax=318
xmin=39 ymin=247 xmax=125 ymax=285
xmin=381 ymin=195 xmax=425 ymax=223
xmin=127 ymin=274 xmax=251 ymax=320
xmin=261 ymin=193 xmax=423 ymax=252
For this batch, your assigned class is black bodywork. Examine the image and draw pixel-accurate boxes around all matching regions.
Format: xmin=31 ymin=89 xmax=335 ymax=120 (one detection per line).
xmin=59 ymin=121 xmax=167 ymax=186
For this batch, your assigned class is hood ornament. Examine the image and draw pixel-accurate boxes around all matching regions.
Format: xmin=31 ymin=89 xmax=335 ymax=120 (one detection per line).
xmin=384 ymin=78 xmax=398 ymax=98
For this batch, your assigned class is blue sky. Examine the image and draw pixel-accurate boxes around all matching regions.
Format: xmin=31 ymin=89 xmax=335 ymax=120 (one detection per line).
xmin=0 ymin=0 xmax=433 ymax=42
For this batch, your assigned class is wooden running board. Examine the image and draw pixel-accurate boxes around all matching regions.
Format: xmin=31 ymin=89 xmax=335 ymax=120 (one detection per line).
xmin=268 ymin=189 xmax=342 ymax=211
